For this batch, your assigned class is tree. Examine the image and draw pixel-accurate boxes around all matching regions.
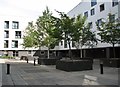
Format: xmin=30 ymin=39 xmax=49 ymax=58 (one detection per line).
xmin=96 ymin=13 xmax=120 ymax=58
xmin=36 ymin=7 xmax=60 ymax=59
xmin=22 ymin=21 xmax=39 ymax=48
xmin=57 ymin=11 xmax=75 ymax=59
xmin=72 ymin=14 xmax=97 ymax=58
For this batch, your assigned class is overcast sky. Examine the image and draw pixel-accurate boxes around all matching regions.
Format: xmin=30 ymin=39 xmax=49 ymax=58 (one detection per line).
xmin=0 ymin=0 xmax=81 ymax=19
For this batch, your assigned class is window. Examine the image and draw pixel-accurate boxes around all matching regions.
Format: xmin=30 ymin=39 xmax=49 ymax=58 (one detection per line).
xmin=89 ymin=22 xmax=93 ymax=29
xmin=4 ymin=40 xmax=9 ymax=48
xmin=97 ymin=19 xmax=102 ymax=26
xmin=28 ymin=50 xmax=31 ymax=54
xmin=4 ymin=30 xmax=9 ymax=38
xmin=40 ymin=51 xmax=45 ymax=55
xmin=12 ymin=21 xmax=19 ymax=29
xmin=64 ymin=40 xmax=67 ymax=48
xmin=84 ymin=11 xmax=88 ymax=18
xmin=112 ymin=0 xmax=118 ymax=7
xmin=91 ymin=0 xmax=97 ymax=7
xmin=100 ymin=4 xmax=105 ymax=12
xmin=4 ymin=21 xmax=9 ymax=29
xmin=12 ymin=40 xmax=18 ymax=48
xmin=110 ymin=14 xmax=115 ymax=22
xmin=15 ymin=31 xmax=21 ymax=38
xmin=91 ymin=8 xmax=95 ymax=16
xmin=13 ymin=50 xmax=19 ymax=57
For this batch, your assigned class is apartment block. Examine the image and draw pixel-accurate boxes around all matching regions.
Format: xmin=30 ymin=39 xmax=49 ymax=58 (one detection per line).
xmin=59 ymin=0 xmax=120 ymax=58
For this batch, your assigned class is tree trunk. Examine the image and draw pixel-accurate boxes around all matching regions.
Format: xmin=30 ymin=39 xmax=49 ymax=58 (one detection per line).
xmin=113 ymin=43 xmax=116 ymax=58
xmin=80 ymin=46 xmax=83 ymax=58
xmin=47 ymin=47 xmax=50 ymax=59
xmin=39 ymin=46 xmax=41 ymax=58
xmin=68 ymin=41 xmax=72 ymax=60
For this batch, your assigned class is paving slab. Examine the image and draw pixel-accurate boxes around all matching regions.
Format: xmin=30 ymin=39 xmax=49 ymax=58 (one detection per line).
xmin=1 ymin=59 xmax=119 ymax=86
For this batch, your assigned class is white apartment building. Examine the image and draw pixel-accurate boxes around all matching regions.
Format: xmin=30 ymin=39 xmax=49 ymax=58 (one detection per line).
xmin=0 ymin=15 xmax=36 ymax=58
xmin=0 ymin=0 xmax=120 ymax=59
xmin=59 ymin=0 xmax=120 ymax=58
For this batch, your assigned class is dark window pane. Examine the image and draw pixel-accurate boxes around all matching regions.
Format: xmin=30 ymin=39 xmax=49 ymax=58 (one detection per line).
xmin=91 ymin=8 xmax=95 ymax=16
xmin=100 ymin=4 xmax=105 ymax=12
xmin=4 ymin=21 xmax=9 ymax=29
xmin=112 ymin=0 xmax=118 ymax=7
xmin=91 ymin=0 xmax=97 ymax=7
xmin=84 ymin=11 xmax=88 ymax=18
xmin=12 ymin=21 xmax=19 ymax=29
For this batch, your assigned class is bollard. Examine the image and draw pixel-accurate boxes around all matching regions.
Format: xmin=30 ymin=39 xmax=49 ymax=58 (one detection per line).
xmin=100 ymin=63 xmax=103 ymax=74
xmin=27 ymin=58 xmax=28 ymax=63
xmin=7 ymin=64 xmax=10 ymax=74
xmin=38 ymin=58 xmax=39 ymax=64
xmin=34 ymin=58 xmax=36 ymax=66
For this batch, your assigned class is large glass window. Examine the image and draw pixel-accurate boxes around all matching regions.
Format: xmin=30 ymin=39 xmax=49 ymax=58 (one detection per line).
xmin=100 ymin=4 xmax=105 ymax=12
xmin=4 ymin=30 xmax=9 ymax=38
xmin=13 ymin=50 xmax=19 ymax=57
xmin=15 ymin=31 xmax=21 ymax=38
xmin=112 ymin=0 xmax=118 ymax=7
xmin=12 ymin=21 xmax=19 ymax=29
xmin=4 ymin=40 xmax=9 ymax=48
xmin=12 ymin=40 xmax=18 ymax=48
xmin=91 ymin=0 xmax=97 ymax=7
xmin=4 ymin=21 xmax=9 ymax=29
xmin=91 ymin=8 xmax=95 ymax=16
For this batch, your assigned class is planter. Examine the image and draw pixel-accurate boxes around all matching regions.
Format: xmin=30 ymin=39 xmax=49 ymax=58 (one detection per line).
xmin=102 ymin=58 xmax=120 ymax=68
xmin=56 ymin=60 xmax=93 ymax=72
xmin=38 ymin=58 xmax=58 ymax=65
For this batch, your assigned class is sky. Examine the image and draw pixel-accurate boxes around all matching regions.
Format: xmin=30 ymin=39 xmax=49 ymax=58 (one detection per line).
xmin=0 ymin=0 xmax=81 ymax=19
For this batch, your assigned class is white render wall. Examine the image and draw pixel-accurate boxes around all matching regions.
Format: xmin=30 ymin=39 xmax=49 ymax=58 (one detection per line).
xmin=0 ymin=15 xmax=35 ymax=51
xmin=58 ymin=0 xmax=120 ymax=50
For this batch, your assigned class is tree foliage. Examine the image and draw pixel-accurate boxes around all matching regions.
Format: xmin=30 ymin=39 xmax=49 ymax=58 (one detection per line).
xmin=72 ymin=14 xmax=97 ymax=58
xmin=22 ymin=22 xmax=39 ymax=48
xmin=96 ymin=13 xmax=120 ymax=57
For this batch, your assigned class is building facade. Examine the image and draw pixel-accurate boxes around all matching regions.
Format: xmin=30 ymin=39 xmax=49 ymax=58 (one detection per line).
xmin=0 ymin=0 xmax=120 ymax=59
xmin=0 ymin=15 xmax=36 ymax=58
xmin=59 ymin=0 xmax=120 ymax=58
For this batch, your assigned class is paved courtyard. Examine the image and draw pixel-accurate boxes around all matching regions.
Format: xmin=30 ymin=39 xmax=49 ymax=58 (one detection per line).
xmin=0 ymin=58 xmax=119 ymax=86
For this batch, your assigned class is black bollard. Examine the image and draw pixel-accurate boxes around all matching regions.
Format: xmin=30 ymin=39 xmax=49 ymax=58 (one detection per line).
xmin=100 ymin=63 xmax=103 ymax=74
xmin=38 ymin=58 xmax=40 ymax=64
xmin=34 ymin=58 xmax=36 ymax=66
xmin=27 ymin=58 xmax=28 ymax=63
xmin=7 ymin=64 xmax=10 ymax=74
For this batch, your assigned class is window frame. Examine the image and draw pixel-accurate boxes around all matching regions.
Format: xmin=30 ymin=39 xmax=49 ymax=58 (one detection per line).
xmin=91 ymin=0 xmax=97 ymax=7
xmin=15 ymin=31 xmax=21 ymax=39
xmin=4 ymin=21 xmax=9 ymax=29
xmin=12 ymin=21 xmax=19 ymax=29
xmin=91 ymin=8 xmax=95 ymax=16
xmin=12 ymin=40 xmax=18 ymax=48
xmin=100 ymin=4 xmax=105 ymax=12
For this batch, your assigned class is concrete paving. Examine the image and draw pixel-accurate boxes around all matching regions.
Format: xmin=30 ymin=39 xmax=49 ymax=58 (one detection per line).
xmin=0 ymin=58 xmax=119 ymax=86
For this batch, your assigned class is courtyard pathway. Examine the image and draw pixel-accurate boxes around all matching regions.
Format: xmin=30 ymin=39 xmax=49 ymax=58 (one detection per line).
xmin=0 ymin=58 xmax=119 ymax=86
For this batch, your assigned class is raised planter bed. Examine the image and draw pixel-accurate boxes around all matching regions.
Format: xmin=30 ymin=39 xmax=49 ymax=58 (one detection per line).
xmin=38 ymin=58 xmax=58 ymax=65
xmin=56 ymin=60 xmax=93 ymax=72
xmin=102 ymin=58 xmax=120 ymax=68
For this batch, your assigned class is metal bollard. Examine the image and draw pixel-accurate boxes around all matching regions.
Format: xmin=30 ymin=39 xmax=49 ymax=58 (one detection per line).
xmin=7 ymin=64 xmax=10 ymax=74
xmin=27 ymin=58 xmax=28 ymax=63
xmin=100 ymin=63 xmax=103 ymax=74
xmin=38 ymin=58 xmax=39 ymax=64
xmin=34 ymin=58 xmax=36 ymax=66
